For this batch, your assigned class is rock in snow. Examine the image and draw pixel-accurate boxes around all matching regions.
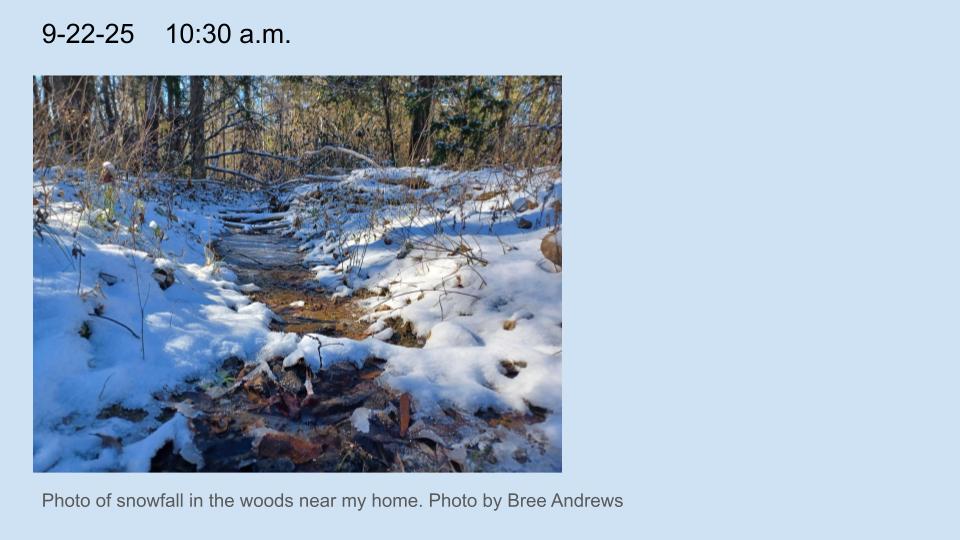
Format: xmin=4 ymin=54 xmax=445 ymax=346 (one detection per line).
xmin=540 ymin=230 xmax=562 ymax=267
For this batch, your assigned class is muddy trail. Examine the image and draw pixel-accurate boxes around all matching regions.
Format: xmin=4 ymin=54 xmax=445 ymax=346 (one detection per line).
xmin=153 ymin=209 xmax=466 ymax=472
xmin=216 ymin=231 xmax=368 ymax=338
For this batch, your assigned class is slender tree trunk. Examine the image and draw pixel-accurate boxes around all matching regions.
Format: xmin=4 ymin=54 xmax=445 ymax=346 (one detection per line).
xmin=496 ymin=77 xmax=513 ymax=164
xmin=144 ymin=76 xmax=162 ymax=169
xmin=277 ymin=87 xmax=287 ymax=179
xmin=165 ymin=77 xmax=183 ymax=170
xmin=100 ymin=76 xmax=116 ymax=134
xmin=51 ymin=76 xmax=95 ymax=159
xmin=408 ymin=75 xmax=435 ymax=164
xmin=189 ymin=76 xmax=206 ymax=179
xmin=41 ymin=76 xmax=53 ymax=106
xmin=379 ymin=77 xmax=397 ymax=165
xmin=41 ymin=76 xmax=56 ymax=127
xmin=33 ymin=78 xmax=42 ymax=115
xmin=33 ymin=78 xmax=47 ymax=158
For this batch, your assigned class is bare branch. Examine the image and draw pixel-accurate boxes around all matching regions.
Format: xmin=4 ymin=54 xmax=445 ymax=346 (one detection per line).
xmin=204 ymin=148 xmax=297 ymax=162
xmin=205 ymin=165 xmax=268 ymax=185
xmin=89 ymin=312 xmax=141 ymax=340
xmin=308 ymin=145 xmax=382 ymax=170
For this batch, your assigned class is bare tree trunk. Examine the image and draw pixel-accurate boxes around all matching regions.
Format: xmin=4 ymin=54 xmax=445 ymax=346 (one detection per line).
xmin=33 ymin=78 xmax=47 ymax=159
xmin=100 ymin=76 xmax=116 ymax=134
xmin=165 ymin=76 xmax=183 ymax=170
xmin=50 ymin=76 xmax=95 ymax=159
xmin=189 ymin=76 xmax=206 ymax=179
xmin=278 ymin=88 xmax=287 ymax=179
xmin=496 ymin=77 xmax=513 ymax=164
xmin=144 ymin=76 xmax=162 ymax=169
xmin=408 ymin=75 xmax=435 ymax=164
xmin=33 ymin=78 xmax=42 ymax=115
xmin=41 ymin=77 xmax=55 ymax=124
xmin=379 ymin=77 xmax=397 ymax=165
xmin=239 ymin=76 xmax=255 ymax=174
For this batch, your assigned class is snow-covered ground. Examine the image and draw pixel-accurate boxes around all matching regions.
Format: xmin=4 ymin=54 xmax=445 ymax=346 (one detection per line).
xmin=33 ymin=165 xmax=562 ymax=472
xmin=280 ymin=167 xmax=563 ymax=468
xmin=33 ymin=169 xmax=272 ymax=471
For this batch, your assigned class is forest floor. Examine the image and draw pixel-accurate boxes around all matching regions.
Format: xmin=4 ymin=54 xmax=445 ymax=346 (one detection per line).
xmin=181 ymin=222 xmax=504 ymax=472
xmin=34 ymin=166 xmax=562 ymax=472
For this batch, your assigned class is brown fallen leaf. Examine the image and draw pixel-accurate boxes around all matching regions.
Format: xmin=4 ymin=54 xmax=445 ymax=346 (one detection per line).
xmin=208 ymin=414 xmax=232 ymax=434
xmin=359 ymin=367 xmax=384 ymax=380
xmin=256 ymin=432 xmax=322 ymax=464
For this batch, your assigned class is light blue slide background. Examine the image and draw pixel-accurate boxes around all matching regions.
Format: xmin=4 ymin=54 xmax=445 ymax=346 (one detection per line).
xmin=3 ymin=1 xmax=958 ymax=538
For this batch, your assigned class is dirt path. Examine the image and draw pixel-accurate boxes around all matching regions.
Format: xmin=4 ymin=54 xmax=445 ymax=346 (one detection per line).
xmin=154 ymin=218 xmax=465 ymax=472
xmin=215 ymin=231 xmax=368 ymax=337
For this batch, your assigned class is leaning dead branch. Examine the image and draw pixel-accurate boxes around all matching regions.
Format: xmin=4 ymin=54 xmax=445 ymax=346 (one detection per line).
xmin=89 ymin=312 xmax=141 ymax=340
xmin=204 ymin=148 xmax=297 ymax=162
xmin=205 ymin=165 xmax=268 ymax=186
xmin=309 ymin=145 xmax=383 ymax=171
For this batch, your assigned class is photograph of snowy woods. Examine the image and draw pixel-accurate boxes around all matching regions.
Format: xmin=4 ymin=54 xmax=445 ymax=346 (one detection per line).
xmin=33 ymin=76 xmax=561 ymax=472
